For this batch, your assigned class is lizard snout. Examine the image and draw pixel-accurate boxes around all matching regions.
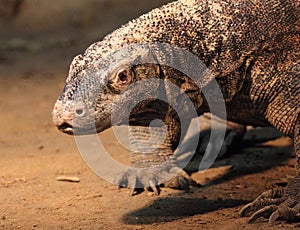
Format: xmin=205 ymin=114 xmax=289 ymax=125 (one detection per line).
xmin=52 ymin=101 xmax=75 ymax=135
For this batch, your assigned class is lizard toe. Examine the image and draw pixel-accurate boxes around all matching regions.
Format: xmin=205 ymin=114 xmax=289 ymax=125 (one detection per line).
xmin=241 ymin=176 xmax=300 ymax=223
xmin=248 ymin=205 xmax=277 ymax=223
xmin=268 ymin=198 xmax=300 ymax=223
xmin=239 ymin=188 xmax=284 ymax=217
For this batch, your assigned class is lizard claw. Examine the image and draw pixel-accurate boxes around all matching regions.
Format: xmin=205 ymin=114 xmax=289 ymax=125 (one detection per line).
xmin=248 ymin=205 xmax=277 ymax=223
xmin=239 ymin=188 xmax=284 ymax=217
xmin=114 ymin=165 xmax=198 ymax=195
xmin=268 ymin=198 xmax=300 ymax=223
xmin=240 ymin=177 xmax=300 ymax=223
xmin=115 ymin=168 xmax=161 ymax=195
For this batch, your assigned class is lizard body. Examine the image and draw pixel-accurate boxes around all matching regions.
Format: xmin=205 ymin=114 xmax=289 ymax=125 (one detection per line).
xmin=53 ymin=0 xmax=300 ymax=223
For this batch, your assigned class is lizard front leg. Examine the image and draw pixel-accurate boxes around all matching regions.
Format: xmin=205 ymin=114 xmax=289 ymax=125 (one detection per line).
xmin=115 ymin=107 xmax=195 ymax=195
xmin=115 ymin=112 xmax=247 ymax=195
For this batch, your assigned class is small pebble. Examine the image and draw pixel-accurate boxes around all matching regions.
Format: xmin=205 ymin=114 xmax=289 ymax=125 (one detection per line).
xmin=56 ymin=176 xmax=80 ymax=183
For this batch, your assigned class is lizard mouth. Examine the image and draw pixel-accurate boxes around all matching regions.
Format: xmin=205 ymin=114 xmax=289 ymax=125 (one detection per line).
xmin=57 ymin=122 xmax=109 ymax=135
xmin=58 ymin=122 xmax=74 ymax=135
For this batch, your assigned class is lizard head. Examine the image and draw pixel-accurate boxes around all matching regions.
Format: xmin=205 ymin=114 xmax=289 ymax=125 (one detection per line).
xmin=53 ymin=43 xmax=171 ymax=135
xmin=53 ymin=41 xmax=204 ymax=135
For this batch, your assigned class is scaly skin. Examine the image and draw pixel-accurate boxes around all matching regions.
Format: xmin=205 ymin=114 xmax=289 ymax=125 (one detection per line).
xmin=52 ymin=0 xmax=300 ymax=223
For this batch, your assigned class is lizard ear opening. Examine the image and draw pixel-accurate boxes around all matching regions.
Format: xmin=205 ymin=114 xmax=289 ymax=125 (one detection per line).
xmin=163 ymin=68 xmax=204 ymax=112
xmin=180 ymin=76 xmax=203 ymax=107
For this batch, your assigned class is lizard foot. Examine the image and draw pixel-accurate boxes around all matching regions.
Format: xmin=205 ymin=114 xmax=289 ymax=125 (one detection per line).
xmin=115 ymin=166 xmax=198 ymax=196
xmin=240 ymin=177 xmax=300 ymax=223
xmin=163 ymin=167 xmax=199 ymax=190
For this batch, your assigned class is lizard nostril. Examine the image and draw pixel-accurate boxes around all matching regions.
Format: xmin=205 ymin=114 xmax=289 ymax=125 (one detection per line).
xmin=75 ymin=109 xmax=84 ymax=115
xmin=75 ymin=108 xmax=85 ymax=116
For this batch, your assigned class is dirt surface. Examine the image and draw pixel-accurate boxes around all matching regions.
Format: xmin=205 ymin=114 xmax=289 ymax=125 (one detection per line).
xmin=0 ymin=1 xmax=299 ymax=229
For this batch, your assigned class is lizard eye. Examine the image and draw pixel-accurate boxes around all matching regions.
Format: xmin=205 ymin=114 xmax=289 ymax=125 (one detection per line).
xmin=117 ymin=69 xmax=129 ymax=83
xmin=108 ymin=66 xmax=132 ymax=92
xmin=115 ymin=67 xmax=132 ymax=86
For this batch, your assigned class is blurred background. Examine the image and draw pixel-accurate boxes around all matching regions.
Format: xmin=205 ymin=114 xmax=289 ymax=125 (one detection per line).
xmin=0 ymin=0 xmax=170 ymax=70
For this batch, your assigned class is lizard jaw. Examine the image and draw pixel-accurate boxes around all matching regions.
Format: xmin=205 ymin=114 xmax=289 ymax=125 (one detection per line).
xmin=57 ymin=122 xmax=74 ymax=135
xmin=56 ymin=121 xmax=111 ymax=135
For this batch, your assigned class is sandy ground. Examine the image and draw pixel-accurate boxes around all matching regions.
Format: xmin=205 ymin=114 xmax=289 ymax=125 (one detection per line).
xmin=0 ymin=1 xmax=299 ymax=229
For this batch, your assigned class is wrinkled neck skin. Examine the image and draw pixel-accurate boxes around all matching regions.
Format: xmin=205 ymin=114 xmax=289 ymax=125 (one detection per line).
xmin=123 ymin=63 xmax=203 ymax=125
xmin=122 ymin=69 xmax=201 ymax=156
